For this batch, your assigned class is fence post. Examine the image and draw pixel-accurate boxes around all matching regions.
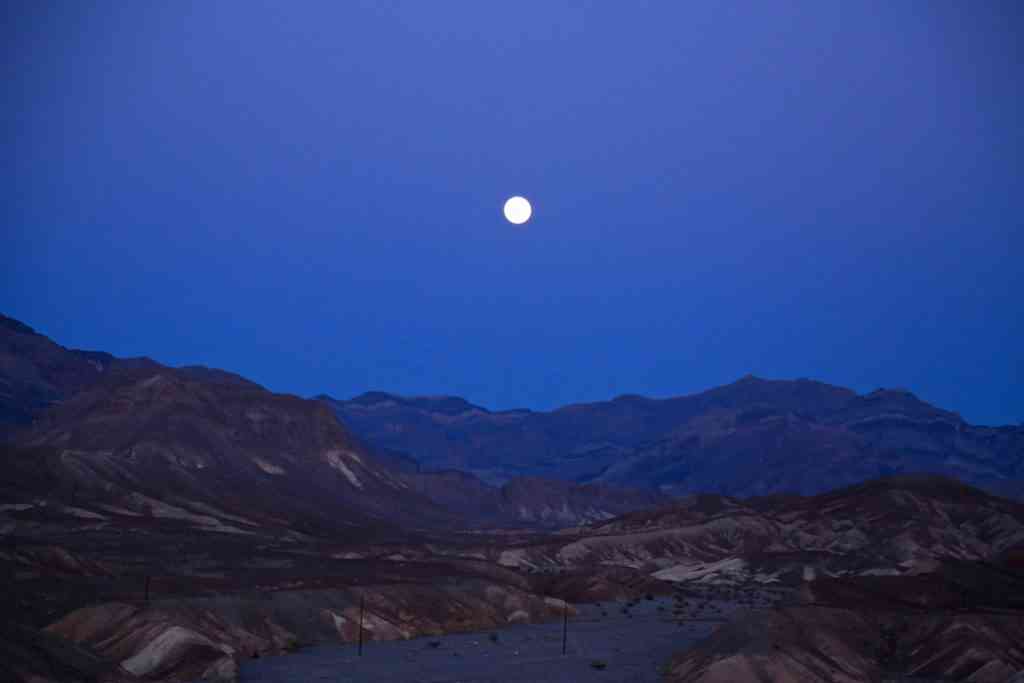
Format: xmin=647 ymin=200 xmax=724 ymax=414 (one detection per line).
xmin=562 ymin=599 xmax=568 ymax=655
xmin=358 ymin=595 xmax=365 ymax=656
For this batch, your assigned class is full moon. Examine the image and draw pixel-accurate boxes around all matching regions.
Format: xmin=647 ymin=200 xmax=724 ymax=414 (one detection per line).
xmin=503 ymin=196 xmax=532 ymax=225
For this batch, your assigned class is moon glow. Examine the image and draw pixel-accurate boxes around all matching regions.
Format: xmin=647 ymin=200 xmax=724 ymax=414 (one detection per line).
xmin=503 ymin=196 xmax=532 ymax=225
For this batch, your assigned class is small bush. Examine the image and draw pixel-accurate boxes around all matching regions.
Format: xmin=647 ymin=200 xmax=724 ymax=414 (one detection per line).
xmin=427 ymin=640 xmax=441 ymax=649
xmin=591 ymin=660 xmax=608 ymax=670
xmin=645 ymin=593 xmax=654 ymax=601
xmin=488 ymin=633 xmax=499 ymax=643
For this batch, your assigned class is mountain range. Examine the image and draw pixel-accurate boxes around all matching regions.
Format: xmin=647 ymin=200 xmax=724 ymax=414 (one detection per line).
xmin=8 ymin=311 xmax=1020 ymax=504
xmin=323 ymin=380 xmax=1024 ymax=499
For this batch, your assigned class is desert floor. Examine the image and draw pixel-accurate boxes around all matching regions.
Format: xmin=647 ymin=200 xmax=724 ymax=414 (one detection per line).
xmin=241 ymin=595 xmax=742 ymax=683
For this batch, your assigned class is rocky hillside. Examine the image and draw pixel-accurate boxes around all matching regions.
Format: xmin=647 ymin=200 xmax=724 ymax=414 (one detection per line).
xmin=323 ymin=378 xmax=1024 ymax=498
xmin=668 ymin=559 xmax=1024 ymax=682
xmin=495 ymin=476 xmax=1024 ymax=585
xmin=405 ymin=470 xmax=670 ymax=528
xmin=0 ymin=314 xmax=675 ymax=532
xmin=1 ymin=542 xmax=573 ymax=683
xmin=5 ymin=362 xmax=453 ymax=540
xmin=0 ymin=313 xmax=154 ymax=435
xmin=41 ymin=573 xmax=571 ymax=683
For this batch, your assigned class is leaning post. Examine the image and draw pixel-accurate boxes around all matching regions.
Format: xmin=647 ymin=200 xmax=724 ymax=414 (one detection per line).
xmin=562 ymin=599 xmax=568 ymax=655
xmin=358 ymin=595 xmax=365 ymax=656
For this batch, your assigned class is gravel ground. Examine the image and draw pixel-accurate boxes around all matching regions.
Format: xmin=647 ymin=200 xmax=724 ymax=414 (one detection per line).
xmin=241 ymin=596 xmax=742 ymax=683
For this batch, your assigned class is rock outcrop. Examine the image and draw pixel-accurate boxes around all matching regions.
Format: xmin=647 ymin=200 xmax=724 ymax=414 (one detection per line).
xmin=497 ymin=476 xmax=1024 ymax=584
xmin=666 ymin=558 xmax=1024 ymax=682
xmin=44 ymin=579 xmax=568 ymax=683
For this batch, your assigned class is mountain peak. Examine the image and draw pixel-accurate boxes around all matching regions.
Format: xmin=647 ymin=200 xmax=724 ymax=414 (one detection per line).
xmin=0 ymin=313 xmax=40 ymax=336
xmin=348 ymin=390 xmax=400 ymax=404
xmin=343 ymin=391 xmax=488 ymax=415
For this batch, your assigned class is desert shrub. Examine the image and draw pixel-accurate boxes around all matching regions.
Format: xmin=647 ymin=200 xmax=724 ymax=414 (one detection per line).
xmin=488 ymin=633 xmax=499 ymax=643
xmin=590 ymin=660 xmax=608 ymax=670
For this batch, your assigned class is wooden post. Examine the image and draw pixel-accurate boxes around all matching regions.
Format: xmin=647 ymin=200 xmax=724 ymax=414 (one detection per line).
xmin=561 ymin=599 xmax=568 ymax=655
xmin=358 ymin=595 xmax=364 ymax=656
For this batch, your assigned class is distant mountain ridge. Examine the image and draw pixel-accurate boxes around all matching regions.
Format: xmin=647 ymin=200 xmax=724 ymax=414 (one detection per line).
xmin=323 ymin=377 xmax=1024 ymax=499
xmin=406 ymin=470 xmax=670 ymax=528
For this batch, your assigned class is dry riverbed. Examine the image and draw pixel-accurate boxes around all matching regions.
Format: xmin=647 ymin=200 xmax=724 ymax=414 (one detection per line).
xmin=241 ymin=595 xmax=747 ymax=683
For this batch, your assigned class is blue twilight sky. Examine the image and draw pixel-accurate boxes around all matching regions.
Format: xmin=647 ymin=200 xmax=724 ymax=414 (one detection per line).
xmin=3 ymin=2 xmax=1022 ymax=424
